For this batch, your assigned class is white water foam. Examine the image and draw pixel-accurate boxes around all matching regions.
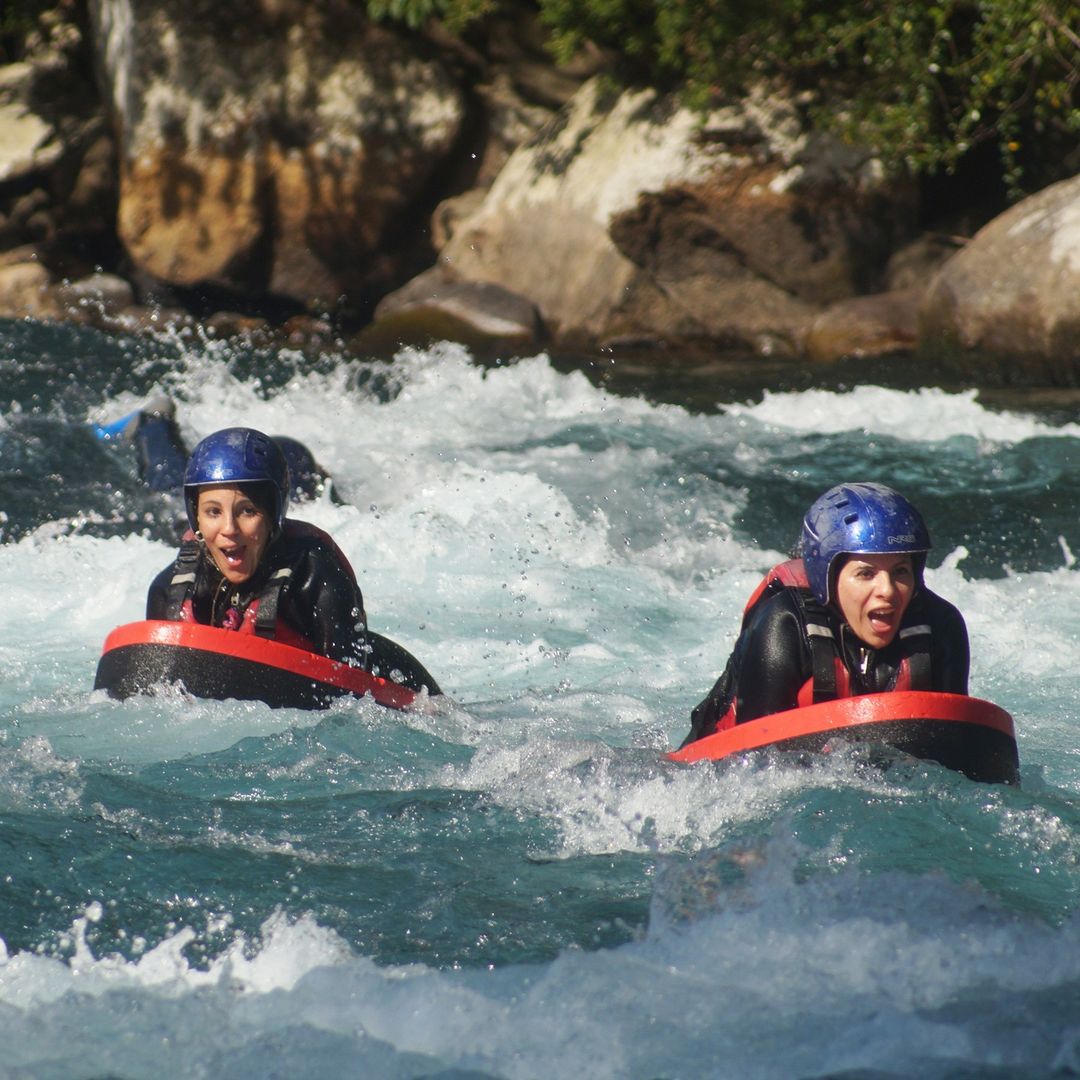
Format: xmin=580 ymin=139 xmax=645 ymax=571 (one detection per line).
xmin=6 ymin=345 xmax=1080 ymax=1078
xmin=724 ymin=385 xmax=1080 ymax=442
xmin=2 ymin=837 xmax=1080 ymax=1079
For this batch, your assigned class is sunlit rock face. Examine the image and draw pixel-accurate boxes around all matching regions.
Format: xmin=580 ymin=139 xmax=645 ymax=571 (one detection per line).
xmin=0 ymin=8 xmax=117 ymax=269
xmin=432 ymin=79 xmax=914 ymax=355
xmin=88 ymin=0 xmax=466 ymax=308
xmin=0 ymin=64 xmax=61 ymax=186
xmin=920 ymin=173 xmax=1080 ymax=365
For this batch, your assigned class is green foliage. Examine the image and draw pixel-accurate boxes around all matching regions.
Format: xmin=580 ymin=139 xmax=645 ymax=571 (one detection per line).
xmin=361 ymin=0 xmax=1079 ymax=196
xmin=0 ymin=0 xmax=49 ymax=63
xmin=363 ymin=0 xmax=496 ymax=32
xmin=539 ymin=0 xmax=1079 ymax=193
xmin=775 ymin=0 xmax=1080 ymax=194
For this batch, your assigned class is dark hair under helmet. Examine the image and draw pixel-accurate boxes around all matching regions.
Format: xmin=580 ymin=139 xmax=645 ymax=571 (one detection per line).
xmin=800 ymin=482 xmax=931 ymax=606
xmin=183 ymin=427 xmax=290 ymax=532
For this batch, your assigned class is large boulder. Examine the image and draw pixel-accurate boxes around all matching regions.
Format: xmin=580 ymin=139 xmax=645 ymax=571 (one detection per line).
xmin=362 ymin=266 xmax=542 ymax=356
xmin=803 ymin=288 xmax=920 ymax=362
xmin=0 ymin=249 xmax=61 ymax=319
xmin=920 ymin=173 xmax=1080 ymax=364
xmin=0 ymin=9 xmax=116 ymax=268
xmin=0 ymin=64 xmax=62 ymax=185
xmin=433 ymin=79 xmax=913 ymax=354
xmin=87 ymin=0 xmax=467 ymax=309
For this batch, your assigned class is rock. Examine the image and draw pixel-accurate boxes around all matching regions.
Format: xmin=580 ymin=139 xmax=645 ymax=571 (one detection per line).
xmin=0 ymin=244 xmax=43 ymax=268
xmin=0 ymin=62 xmax=32 ymax=94
xmin=432 ymin=188 xmax=486 ymax=250
xmin=804 ymin=288 xmax=920 ymax=362
xmin=89 ymin=0 xmax=467 ymax=309
xmin=434 ymin=78 xmax=912 ymax=353
xmin=361 ymin=267 xmax=542 ymax=355
xmin=117 ymin=151 xmax=265 ymax=289
xmin=0 ymin=62 xmax=62 ymax=184
xmin=920 ymin=173 xmax=1080 ymax=362
xmin=64 ymin=132 xmax=118 ymax=219
xmin=0 ymin=259 xmax=61 ymax=319
xmin=885 ymin=234 xmax=963 ymax=291
xmin=203 ymin=311 xmax=272 ymax=341
xmin=0 ymin=11 xmax=117 ymax=266
xmin=280 ymin=314 xmax=335 ymax=350
xmin=0 ymin=102 xmax=60 ymax=183
xmin=55 ymin=272 xmax=135 ymax=317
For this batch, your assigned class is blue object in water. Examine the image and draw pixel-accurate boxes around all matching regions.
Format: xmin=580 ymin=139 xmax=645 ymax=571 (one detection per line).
xmin=92 ymin=408 xmax=141 ymax=441
xmin=94 ymin=396 xmax=188 ymax=493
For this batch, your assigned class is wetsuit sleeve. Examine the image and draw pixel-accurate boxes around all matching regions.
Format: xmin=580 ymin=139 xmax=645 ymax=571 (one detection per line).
xmin=145 ymin=561 xmax=177 ymax=619
xmin=926 ymin=590 xmax=970 ymax=695
xmin=133 ymin=414 xmax=188 ymax=493
xmin=732 ymin=591 xmax=812 ymax=723
xmin=684 ymin=590 xmax=811 ymax=744
xmin=279 ymin=540 xmax=368 ymax=664
xmin=684 ymin=653 xmax=737 ymax=745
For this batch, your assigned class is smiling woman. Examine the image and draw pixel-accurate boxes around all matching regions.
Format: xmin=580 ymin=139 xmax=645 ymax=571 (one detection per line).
xmin=146 ymin=427 xmax=370 ymax=662
xmin=95 ymin=426 xmax=443 ymax=708
xmin=682 ymin=482 xmax=970 ymax=745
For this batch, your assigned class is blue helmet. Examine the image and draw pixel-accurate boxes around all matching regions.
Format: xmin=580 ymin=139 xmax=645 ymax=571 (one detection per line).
xmin=801 ymin=482 xmax=931 ymax=605
xmin=183 ymin=427 xmax=290 ymax=531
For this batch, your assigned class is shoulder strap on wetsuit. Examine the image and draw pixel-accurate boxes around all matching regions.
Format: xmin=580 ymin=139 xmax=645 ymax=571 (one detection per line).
xmin=795 ymin=601 xmax=935 ymax=700
xmin=742 ymin=559 xmax=842 ymax=705
xmin=252 ymin=567 xmax=293 ymax=639
xmin=897 ymin=622 xmax=932 ymax=689
xmin=736 ymin=558 xmax=841 ymax=703
xmin=250 ymin=522 xmax=335 ymax=639
xmin=248 ymin=519 xmax=355 ymax=641
xmin=788 ymin=588 xmax=839 ymax=703
xmin=164 ymin=538 xmax=202 ymax=620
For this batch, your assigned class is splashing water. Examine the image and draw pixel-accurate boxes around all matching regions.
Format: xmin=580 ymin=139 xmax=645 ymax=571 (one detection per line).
xmin=3 ymin=318 xmax=1080 ymax=1078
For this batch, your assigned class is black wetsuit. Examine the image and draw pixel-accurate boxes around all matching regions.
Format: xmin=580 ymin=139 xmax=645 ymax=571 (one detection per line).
xmin=146 ymin=527 xmax=369 ymax=666
xmin=684 ymin=584 xmax=970 ymax=746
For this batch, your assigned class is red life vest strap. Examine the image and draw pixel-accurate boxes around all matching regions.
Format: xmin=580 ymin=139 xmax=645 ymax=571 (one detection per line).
xmin=740 ymin=558 xmax=809 ymax=618
xmin=168 ymin=519 xmax=354 ymax=650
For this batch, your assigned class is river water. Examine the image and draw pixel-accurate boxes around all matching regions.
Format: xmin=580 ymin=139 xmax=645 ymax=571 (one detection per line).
xmin=3 ymin=317 xmax=1080 ymax=1078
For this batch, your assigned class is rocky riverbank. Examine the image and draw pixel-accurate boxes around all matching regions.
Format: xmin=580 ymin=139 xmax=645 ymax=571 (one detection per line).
xmin=2 ymin=0 xmax=1078 ymax=380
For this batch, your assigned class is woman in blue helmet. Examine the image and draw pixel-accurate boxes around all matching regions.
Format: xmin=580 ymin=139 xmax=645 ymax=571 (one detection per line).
xmin=145 ymin=427 xmax=368 ymax=666
xmin=682 ymin=482 xmax=970 ymax=746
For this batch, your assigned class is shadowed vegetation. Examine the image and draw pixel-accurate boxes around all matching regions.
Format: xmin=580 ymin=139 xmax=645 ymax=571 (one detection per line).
xmin=365 ymin=0 xmax=1080 ymax=198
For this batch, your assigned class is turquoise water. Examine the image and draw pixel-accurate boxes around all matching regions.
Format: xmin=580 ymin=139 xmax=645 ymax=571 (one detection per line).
xmin=3 ymin=318 xmax=1080 ymax=1078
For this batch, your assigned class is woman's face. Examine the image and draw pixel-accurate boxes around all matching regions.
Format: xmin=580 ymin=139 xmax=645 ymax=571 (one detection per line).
xmin=196 ymin=485 xmax=271 ymax=584
xmin=834 ymin=552 xmax=915 ymax=649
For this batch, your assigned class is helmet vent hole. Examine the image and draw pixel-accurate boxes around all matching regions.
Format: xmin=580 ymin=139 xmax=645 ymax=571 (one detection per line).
xmin=844 ymin=513 xmax=858 ymax=524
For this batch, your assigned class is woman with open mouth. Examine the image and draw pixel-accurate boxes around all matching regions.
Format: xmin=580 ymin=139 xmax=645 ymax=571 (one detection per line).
xmin=144 ymin=427 xmax=369 ymax=665
xmin=682 ymin=482 xmax=970 ymax=745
